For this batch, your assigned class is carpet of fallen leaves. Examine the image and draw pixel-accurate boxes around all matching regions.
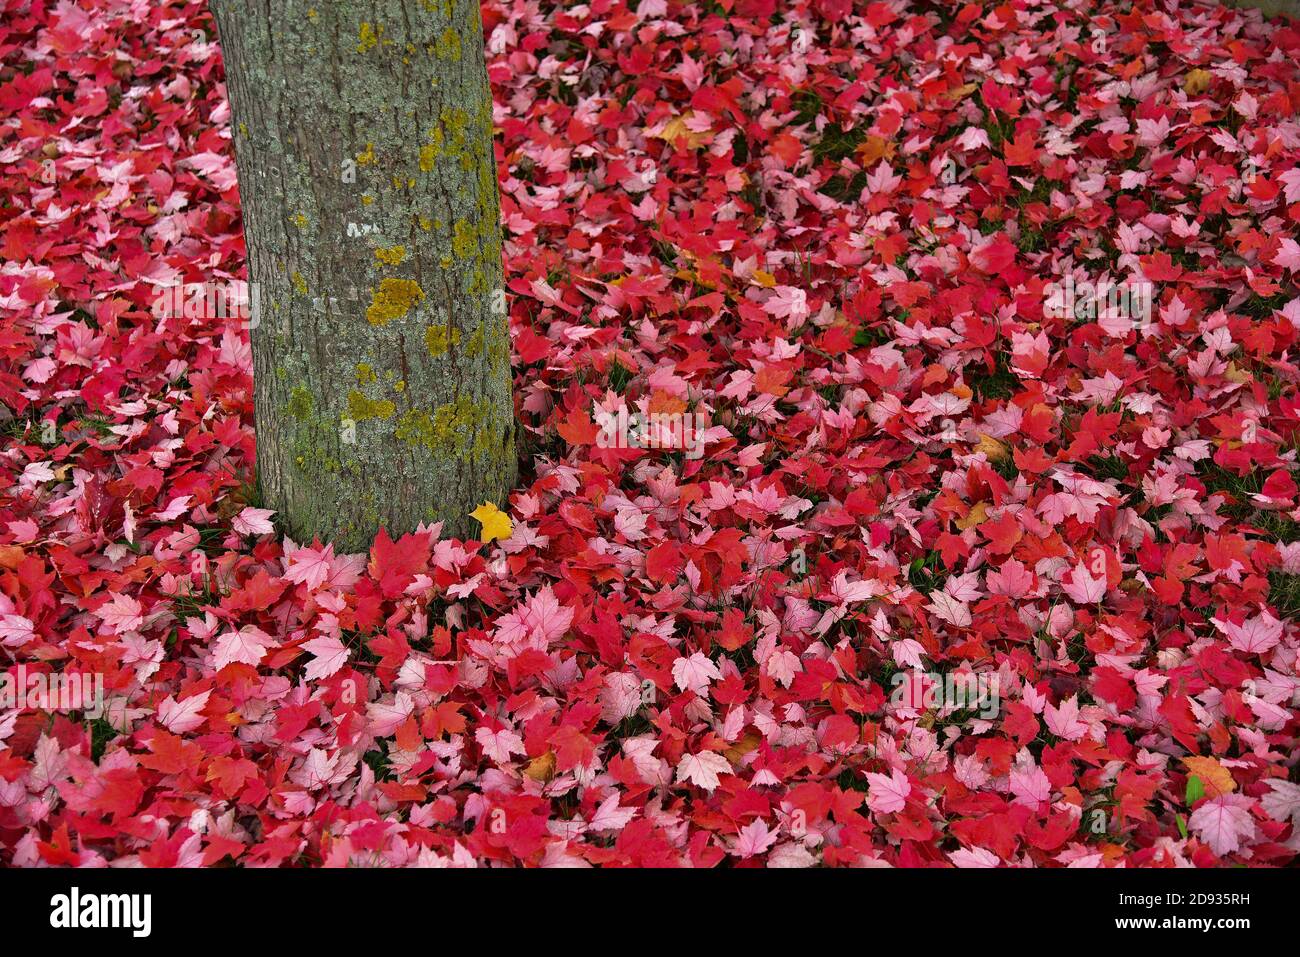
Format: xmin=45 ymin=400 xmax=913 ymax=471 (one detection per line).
xmin=2 ymin=0 xmax=1300 ymax=868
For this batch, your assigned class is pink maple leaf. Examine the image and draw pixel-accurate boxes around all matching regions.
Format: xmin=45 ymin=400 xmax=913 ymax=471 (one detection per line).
xmin=283 ymin=544 xmax=337 ymax=591
xmin=1274 ymin=238 xmax=1300 ymax=272
xmin=474 ymin=726 xmax=526 ymax=764
xmin=731 ymin=819 xmax=778 ymax=859
xmin=1060 ymin=561 xmax=1106 ymax=604
xmin=301 ymin=634 xmax=350 ymax=681
xmin=0 ymin=614 xmax=36 ymax=648
xmin=232 ymin=506 xmax=276 ymax=536
xmin=865 ymin=768 xmax=911 ymax=815
xmin=1189 ymin=794 xmax=1257 ymax=857
xmin=676 ymin=751 xmax=731 ymax=792
xmin=1009 ymin=751 xmax=1052 ymax=808
xmin=987 ymin=559 xmax=1034 ymax=598
xmin=516 ymin=584 xmax=574 ymax=645
xmin=672 ymin=651 xmax=721 ymax=694
xmin=762 ymin=285 xmax=809 ymax=323
xmin=213 ymin=626 xmax=276 ymax=671
xmin=588 ymin=793 xmax=638 ymax=833
xmin=157 ymin=690 xmax=211 ymax=733
xmin=1044 ymin=695 xmax=1088 ymax=741
xmin=97 ymin=593 xmax=145 ymax=634
xmin=926 ymin=591 xmax=972 ymax=627
xmin=1211 ymin=611 xmax=1283 ymax=655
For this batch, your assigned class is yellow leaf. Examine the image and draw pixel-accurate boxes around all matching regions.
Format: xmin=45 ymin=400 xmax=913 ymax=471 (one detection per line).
xmin=1223 ymin=362 xmax=1251 ymax=385
xmin=1184 ymin=69 xmax=1212 ymax=95
xmin=975 ymin=433 xmax=1012 ymax=463
xmin=752 ymin=269 xmax=777 ymax=288
xmin=524 ymin=751 xmax=556 ymax=783
xmin=648 ymin=112 xmax=709 ymax=149
xmin=956 ymin=501 xmax=989 ymax=531
xmin=723 ymin=731 xmax=763 ymax=768
xmin=470 ymin=501 xmax=513 ymax=543
xmin=1183 ymin=756 xmax=1236 ymax=798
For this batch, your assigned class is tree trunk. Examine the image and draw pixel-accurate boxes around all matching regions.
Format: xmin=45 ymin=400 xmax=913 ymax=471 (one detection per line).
xmin=211 ymin=0 xmax=516 ymax=551
xmin=1224 ymin=0 xmax=1300 ymax=17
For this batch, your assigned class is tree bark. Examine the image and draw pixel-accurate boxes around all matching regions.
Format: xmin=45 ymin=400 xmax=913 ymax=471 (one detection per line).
xmin=1223 ymin=0 xmax=1300 ymax=17
xmin=211 ymin=0 xmax=516 ymax=551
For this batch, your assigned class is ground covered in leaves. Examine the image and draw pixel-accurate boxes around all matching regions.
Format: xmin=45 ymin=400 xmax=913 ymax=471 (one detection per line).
xmin=2 ymin=0 xmax=1300 ymax=867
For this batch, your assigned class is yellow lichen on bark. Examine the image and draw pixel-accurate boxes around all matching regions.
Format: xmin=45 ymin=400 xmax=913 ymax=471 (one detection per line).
xmin=365 ymin=278 xmax=424 ymax=326
xmin=357 ymin=22 xmax=380 ymax=53
xmin=347 ymin=390 xmax=396 ymax=421
xmin=425 ymin=325 xmax=460 ymax=356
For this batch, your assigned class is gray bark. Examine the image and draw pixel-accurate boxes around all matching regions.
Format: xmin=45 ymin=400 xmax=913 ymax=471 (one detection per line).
xmin=211 ymin=0 xmax=516 ymax=550
xmin=1226 ymin=1 xmax=1300 ymax=17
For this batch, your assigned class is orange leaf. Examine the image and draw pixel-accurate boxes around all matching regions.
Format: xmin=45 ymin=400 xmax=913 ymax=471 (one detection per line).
xmin=1183 ymin=757 xmax=1236 ymax=798
xmin=754 ymin=365 xmax=793 ymax=398
xmin=647 ymin=390 xmax=687 ymax=417
xmin=769 ymin=132 xmax=803 ymax=166
xmin=556 ymin=407 xmax=598 ymax=446
xmin=855 ymin=134 xmax=896 ymax=166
